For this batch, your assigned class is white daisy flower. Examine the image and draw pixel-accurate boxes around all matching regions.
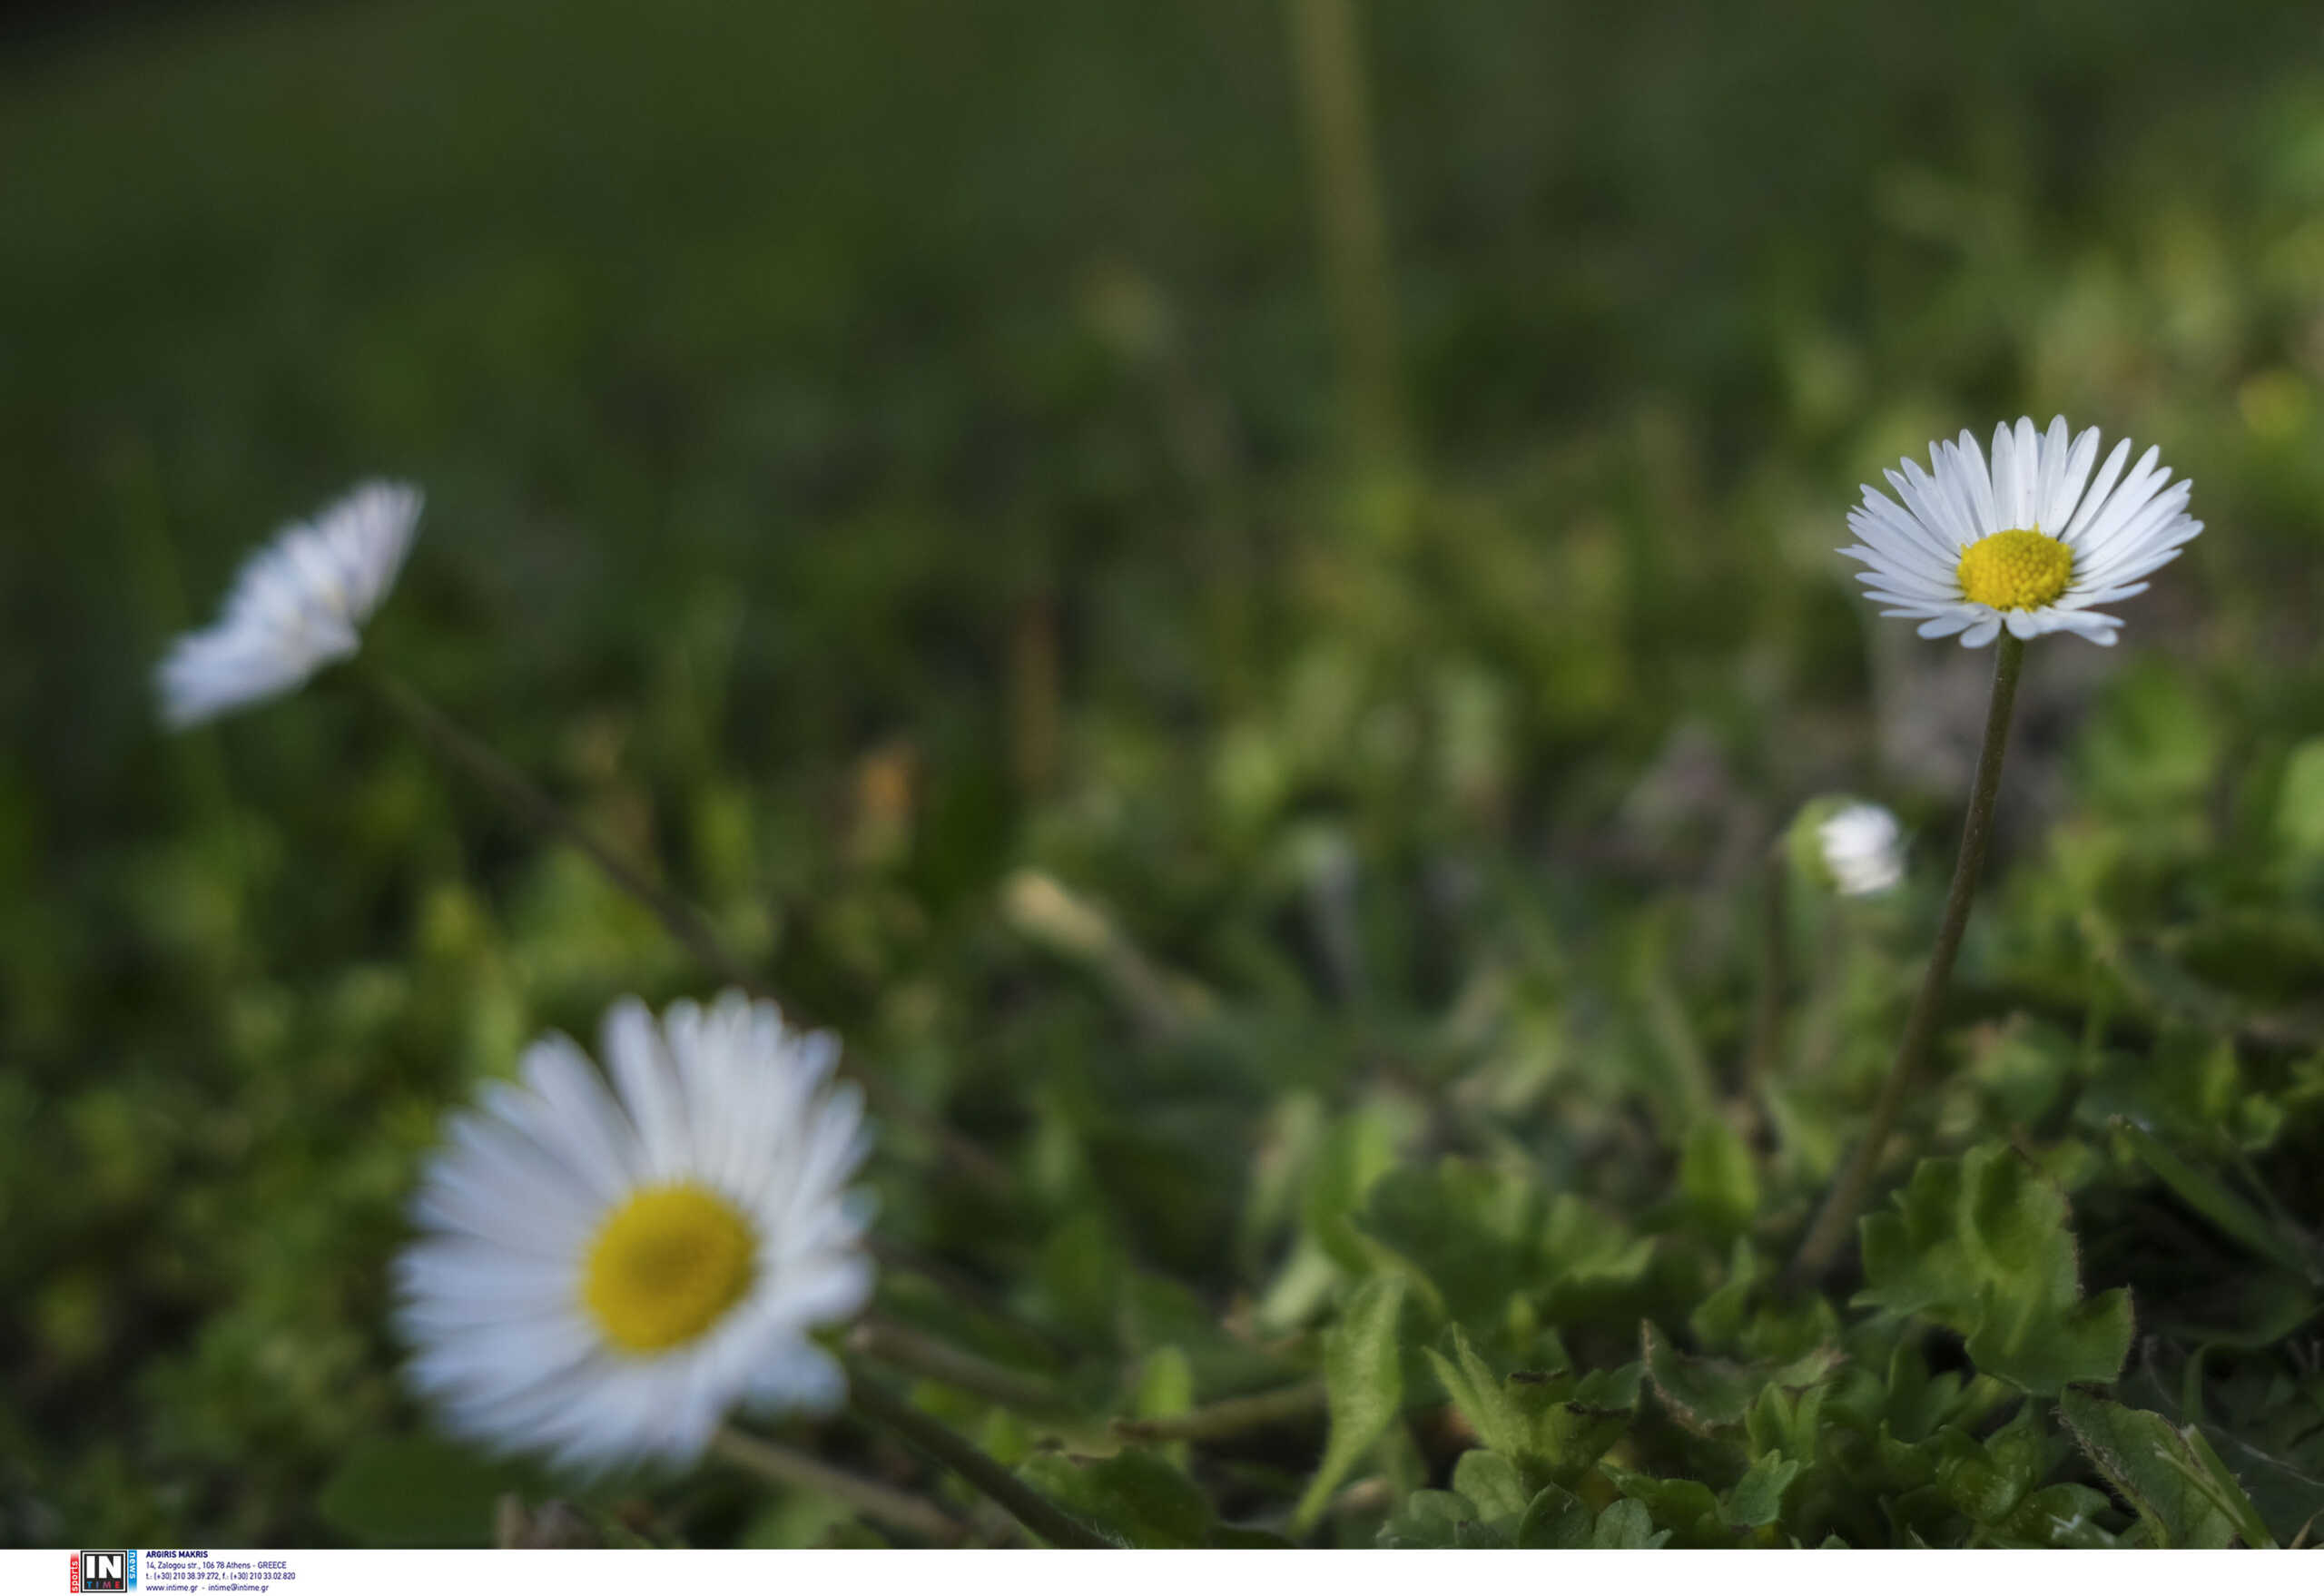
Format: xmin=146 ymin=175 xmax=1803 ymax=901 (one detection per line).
xmin=1817 ymin=802 xmax=1905 ymax=897
xmin=396 ymin=990 xmax=876 ymax=1473
xmin=156 ymin=480 xmax=423 ymax=728
xmin=1841 ymin=417 xmax=2203 ymax=647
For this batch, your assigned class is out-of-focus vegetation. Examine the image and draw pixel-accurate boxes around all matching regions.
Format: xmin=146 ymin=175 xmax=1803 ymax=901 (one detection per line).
xmin=8 ymin=0 xmax=2324 ymax=1549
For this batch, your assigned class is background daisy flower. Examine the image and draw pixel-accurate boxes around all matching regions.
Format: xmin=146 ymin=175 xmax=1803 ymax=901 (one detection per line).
xmin=1817 ymin=801 xmax=1905 ymax=897
xmin=156 ymin=480 xmax=423 ymax=728
xmin=1841 ymin=417 xmax=2203 ymax=647
xmin=396 ymin=991 xmax=875 ymax=1473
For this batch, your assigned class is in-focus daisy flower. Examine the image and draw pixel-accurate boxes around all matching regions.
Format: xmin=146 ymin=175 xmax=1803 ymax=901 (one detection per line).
xmin=1817 ymin=802 xmax=1905 ymax=897
xmin=1841 ymin=417 xmax=2202 ymax=647
xmin=156 ymin=480 xmax=423 ymax=728
xmin=396 ymin=991 xmax=875 ymax=1472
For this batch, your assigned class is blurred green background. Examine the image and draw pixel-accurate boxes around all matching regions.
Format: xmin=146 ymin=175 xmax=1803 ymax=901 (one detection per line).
xmin=8 ymin=0 xmax=2324 ymax=1547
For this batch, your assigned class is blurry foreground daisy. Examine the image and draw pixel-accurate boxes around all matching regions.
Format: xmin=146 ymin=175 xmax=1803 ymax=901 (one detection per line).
xmin=397 ymin=990 xmax=874 ymax=1472
xmin=1817 ymin=802 xmax=1905 ymax=897
xmin=156 ymin=480 xmax=422 ymax=728
xmin=1842 ymin=417 xmax=2201 ymax=646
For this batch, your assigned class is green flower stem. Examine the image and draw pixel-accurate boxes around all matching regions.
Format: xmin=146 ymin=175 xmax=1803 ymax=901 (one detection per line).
xmin=1110 ymin=1380 xmax=1325 ymax=1443
xmin=849 ymin=1317 xmax=1076 ymax=1420
xmin=1787 ymin=632 xmax=2027 ymax=1289
xmin=711 ymin=1426 xmax=964 ymax=1544
xmin=845 ymin=1369 xmax=1118 ymax=1549
xmin=357 ymin=662 xmax=1012 ymax=1196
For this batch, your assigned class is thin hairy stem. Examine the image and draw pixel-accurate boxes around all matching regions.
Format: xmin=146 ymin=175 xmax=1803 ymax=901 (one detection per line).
xmin=850 ymin=1317 xmax=1074 ymax=1419
xmin=845 ymin=1371 xmax=1117 ymax=1549
xmin=1787 ymin=632 xmax=2026 ymax=1289
xmin=711 ymin=1426 xmax=964 ymax=1543
xmin=1111 ymin=1380 xmax=1326 ymax=1443
xmin=359 ymin=662 xmax=1012 ymax=1195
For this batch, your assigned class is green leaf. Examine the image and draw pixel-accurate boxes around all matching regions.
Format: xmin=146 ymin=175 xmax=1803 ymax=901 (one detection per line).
xmin=1378 ymin=1490 xmax=1473 ymax=1549
xmin=1295 ymin=1273 xmax=1411 ymax=1531
xmin=1964 ymin=1282 xmax=2136 ymax=1398
xmin=2111 ymin=1118 xmax=2317 ymax=1280
xmin=1302 ymin=1108 xmax=1404 ymax=1274
xmin=1361 ymin=1159 xmax=1536 ymax=1324
xmin=1423 ymin=1325 xmax=1637 ymax=1491
xmin=1998 ymin=1483 xmax=2117 ymax=1549
xmin=2116 ymin=1352 xmax=2324 ymax=1545
xmin=1858 ymin=1145 xmax=2133 ymax=1393
xmin=1642 ymin=1321 xmax=1842 ymax=1435
xmin=1019 ymin=1448 xmax=1216 ymax=1549
xmin=1723 ymin=1452 xmax=1799 ymax=1528
xmin=1451 ymin=1449 xmax=1530 ymax=1522
xmin=1591 ymin=1498 xmax=1668 ymax=1549
xmin=1514 ymin=1483 xmax=1596 ymax=1549
xmin=318 ymin=1434 xmax=542 ymax=1548
xmin=2058 ymin=1390 xmax=2270 ymax=1548
xmin=1679 ymin=1118 xmax=1760 ymax=1239
xmin=1930 ymin=1404 xmax=2045 ymax=1526
xmin=1602 ymin=1464 xmax=1728 ymax=1545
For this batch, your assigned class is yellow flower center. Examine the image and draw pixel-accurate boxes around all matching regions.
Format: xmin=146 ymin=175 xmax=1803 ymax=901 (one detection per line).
xmin=1956 ymin=529 xmax=2073 ymax=611
xmin=582 ymin=1184 xmax=757 ymax=1355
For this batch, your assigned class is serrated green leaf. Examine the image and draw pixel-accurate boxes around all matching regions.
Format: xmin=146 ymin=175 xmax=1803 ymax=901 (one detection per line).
xmin=1592 ymin=1497 xmax=1668 ymax=1549
xmin=1603 ymin=1464 xmax=1726 ymax=1545
xmin=1643 ymin=1320 xmax=1842 ymax=1435
xmin=1963 ymin=1281 xmax=2134 ymax=1396
xmin=1858 ymin=1145 xmax=2132 ymax=1393
xmin=1451 ymin=1449 xmax=1530 ymax=1522
xmin=1514 ymin=1483 xmax=1595 ymax=1549
xmin=1931 ymin=1405 xmax=2043 ymax=1525
xmin=1425 ymin=1325 xmax=1637 ymax=1491
xmin=2058 ymin=1390 xmax=2268 ymax=1548
xmin=1295 ymin=1273 xmax=1411 ymax=1531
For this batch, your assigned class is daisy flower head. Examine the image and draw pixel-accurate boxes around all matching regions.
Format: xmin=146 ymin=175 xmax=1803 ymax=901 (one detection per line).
xmin=1817 ymin=801 xmax=1905 ymax=897
xmin=156 ymin=480 xmax=423 ymax=728
xmin=1842 ymin=417 xmax=2202 ymax=647
xmin=396 ymin=990 xmax=876 ymax=1473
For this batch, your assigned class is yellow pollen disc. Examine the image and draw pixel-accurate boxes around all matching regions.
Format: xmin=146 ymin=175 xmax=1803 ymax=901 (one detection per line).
xmin=583 ymin=1184 xmax=756 ymax=1354
xmin=1956 ymin=528 xmax=2073 ymax=611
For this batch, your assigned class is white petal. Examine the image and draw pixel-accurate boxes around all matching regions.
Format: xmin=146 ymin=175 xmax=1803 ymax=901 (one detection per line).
xmin=397 ymin=990 xmax=881 ymax=1473
xmin=153 ymin=482 xmax=422 ymax=729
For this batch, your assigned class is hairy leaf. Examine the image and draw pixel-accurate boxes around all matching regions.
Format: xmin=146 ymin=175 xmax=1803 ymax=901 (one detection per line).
xmin=1858 ymin=1146 xmax=2132 ymax=1393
